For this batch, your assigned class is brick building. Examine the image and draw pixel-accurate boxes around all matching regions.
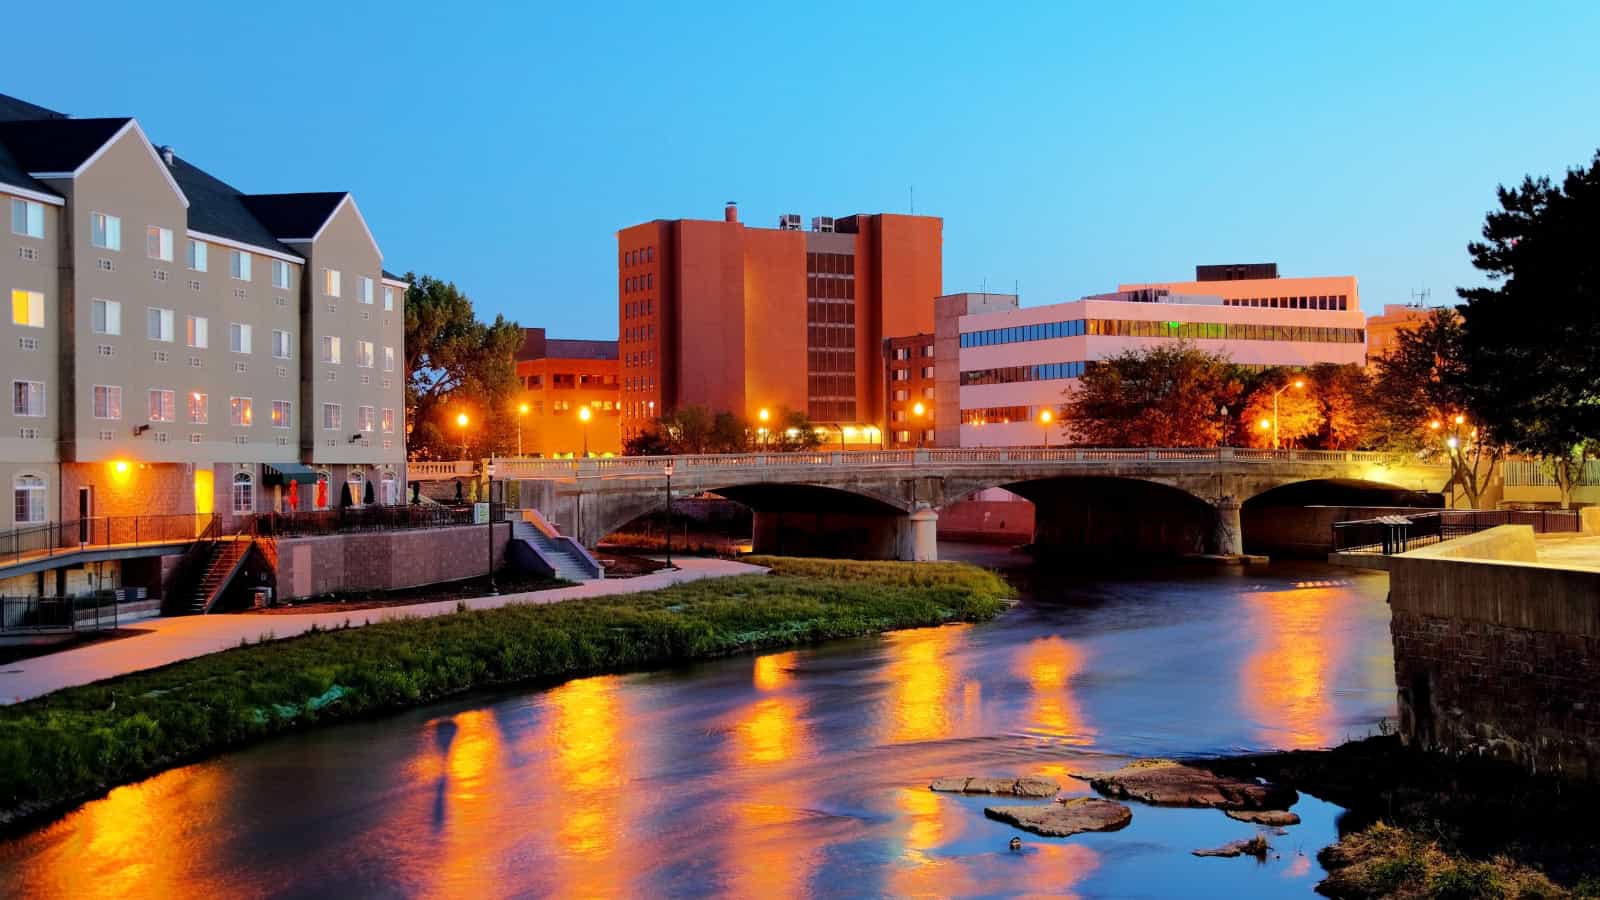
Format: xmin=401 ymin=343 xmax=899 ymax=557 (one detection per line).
xmin=514 ymin=328 xmax=619 ymax=457
xmin=883 ymin=333 xmax=935 ymax=448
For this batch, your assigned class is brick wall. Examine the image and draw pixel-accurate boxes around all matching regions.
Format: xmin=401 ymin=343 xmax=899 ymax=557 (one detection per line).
xmin=275 ymin=523 xmax=511 ymax=599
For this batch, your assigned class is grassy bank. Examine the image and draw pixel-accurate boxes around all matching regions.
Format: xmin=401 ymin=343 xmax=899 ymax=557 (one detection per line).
xmin=1205 ymin=736 xmax=1600 ymax=898
xmin=0 ymin=557 xmax=1010 ymax=828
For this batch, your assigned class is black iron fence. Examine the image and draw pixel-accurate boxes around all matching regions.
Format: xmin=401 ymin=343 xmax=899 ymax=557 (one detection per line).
xmin=254 ymin=503 xmax=506 ymax=538
xmin=0 ymin=594 xmax=123 ymax=634
xmin=1333 ymin=509 xmax=1582 ymax=554
xmin=0 ymin=514 xmax=211 ymax=568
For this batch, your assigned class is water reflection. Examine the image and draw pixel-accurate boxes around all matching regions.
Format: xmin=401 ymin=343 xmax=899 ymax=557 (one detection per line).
xmin=1241 ymin=584 xmax=1342 ymax=749
xmin=1015 ymin=635 xmax=1094 ymax=746
xmin=882 ymin=624 xmax=973 ymax=742
xmin=412 ymin=709 xmax=507 ymax=898
xmin=546 ymin=676 xmax=631 ymax=897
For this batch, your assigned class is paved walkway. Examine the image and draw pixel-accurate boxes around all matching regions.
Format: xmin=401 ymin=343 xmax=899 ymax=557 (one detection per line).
xmin=1532 ymin=532 xmax=1600 ymax=571
xmin=0 ymin=557 xmax=765 ymax=705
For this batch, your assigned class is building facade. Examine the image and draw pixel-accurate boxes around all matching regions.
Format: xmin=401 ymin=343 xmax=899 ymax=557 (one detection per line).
xmin=1365 ymin=304 xmax=1435 ymax=362
xmin=617 ymin=203 xmax=941 ymax=441
xmin=883 ymin=333 xmax=936 ymax=448
xmin=932 ymin=267 xmax=1366 ymax=448
xmin=0 ymin=93 xmax=405 ymax=549
xmin=514 ymin=328 xmax=619 ymax=457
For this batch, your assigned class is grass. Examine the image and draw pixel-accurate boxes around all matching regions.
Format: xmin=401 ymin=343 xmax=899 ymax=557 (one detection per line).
xmin=1318 ymin=823 xmax=1577 ymax=899
xmin=0 ymin=556 xmax=1011 ymax=827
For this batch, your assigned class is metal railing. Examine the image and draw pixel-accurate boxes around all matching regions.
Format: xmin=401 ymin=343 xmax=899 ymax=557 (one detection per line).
xmin=482 ymin=447 xmax=1445 ymax=480
xmin=1332 ymin=508 xmax=1582 ymax=554
xmin=0 ymin=513 xmax=213 ymax=568
xmin=1503 ymin=458 xmax=1600 ymax=487
xmin=254 ymin=503 xmax=506 ymax=538
xmin=409 ymin=460 xmax=478 ymax=480
xmin=1 ymin=594 xmax=122 ymax=634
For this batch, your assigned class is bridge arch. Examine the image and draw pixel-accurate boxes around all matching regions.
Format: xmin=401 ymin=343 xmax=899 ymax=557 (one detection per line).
xmin=941 ymin=474 xmax=1223 ymax=557
xmin=1240 ymin=477 xmax=1444 ymax=557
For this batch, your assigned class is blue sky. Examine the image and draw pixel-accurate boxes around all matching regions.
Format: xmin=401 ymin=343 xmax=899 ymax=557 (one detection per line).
xmin=11 ymin=2 xmax=1599 ymax=334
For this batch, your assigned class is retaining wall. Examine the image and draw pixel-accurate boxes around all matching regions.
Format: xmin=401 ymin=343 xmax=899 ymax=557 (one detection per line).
xmin=275 ymin=523 xmax=512 ymax=599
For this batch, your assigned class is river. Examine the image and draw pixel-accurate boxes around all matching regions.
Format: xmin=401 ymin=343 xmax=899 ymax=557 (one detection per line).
xmin=0 ymin=545 xmax=1396 ymax=898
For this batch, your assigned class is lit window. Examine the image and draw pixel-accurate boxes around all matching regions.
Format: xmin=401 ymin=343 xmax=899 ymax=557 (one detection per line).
xmin=357 ymin=405 xmax=374 ymax=432
xmin=90 ymin=212 xmax=121 ymax=250
xmin=357 ymin=340 xmax=374 ymax=368
xmin=271 ymin=259 xmax=290 ymax=289
xmin=147 ymin=307 xmax=175 ymax=342
xmin=321 ymin=335 xmax=341 ymax=364
xmin=146 ymin=388 xmax=175 ymax=422
xmin=10 ymin=199 xmax=44 ymax=238
xmin=229 ymin=250 xmax=251 ymax=281
xmin=382 ymin=345 xmax=395 ymax=372
xmin=93 ymin=385 xmax=122 ymax=420
xmin=323 ymin=268 xmax=341 ymax=297
xmin=272 ymin=330 xmax=291 ymax=359
xmin=381 ymin=408 xmax=394 ymax=433
xmin=188 ymin=391 xmax=208 ymax=424
xmin=229 ymin=322 xmax=252 ymax=354
xmin=271 ymin=400 xmax=292 ymax=429
xmin=187 ymin=239 xmax=207 ymax=271
xmin=186 ymin=315 xmax=208 ymax=349
xmin=13 ymin=474 xmax=46 ymax=524
xmin=146 ymin=226 xmax=174 ymax=262
xmin=322 ymin=402 xmax=341 ymax=430
xmin=11 ymin=290 xmax=44 ymax=327
xmin=12 ymin=381 xmax=44 ymax=417
xmin=230 ymin=396 xmax=252 ymax=426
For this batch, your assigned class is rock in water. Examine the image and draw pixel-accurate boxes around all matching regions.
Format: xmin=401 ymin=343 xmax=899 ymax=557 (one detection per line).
xmin=1223 ymin=809 xmax=1300 ymax=826
xmin=929 ymin=776 xmax=1060 ymax=798
xmin=1070 ymin=759 xmax=1296 ymax=810
xmin=1194 ymin=836 xmax=1271 ymax=859
xmin=983 ymin=798 xmax=1132 ymax=837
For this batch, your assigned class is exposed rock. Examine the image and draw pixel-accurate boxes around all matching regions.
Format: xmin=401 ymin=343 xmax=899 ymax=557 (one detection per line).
xmin=1193 ymin=835 xmax=1271 ymax=859
xmin=1071 ymin=759 xmax=1296 ymax=810
xmin=983 ymin=798 xmax=1132 ymax=837
xmin=1224 ymin=809 xmax=1301 ymax=826
xmin=929 ymin=776 xmax=1059 ymax=798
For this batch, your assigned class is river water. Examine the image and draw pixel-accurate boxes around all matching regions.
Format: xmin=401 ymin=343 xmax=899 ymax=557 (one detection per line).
xmin=0 ymin=546 xmax=1396 ymax=899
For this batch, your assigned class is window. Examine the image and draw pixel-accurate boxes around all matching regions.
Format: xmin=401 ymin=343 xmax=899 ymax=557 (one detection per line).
xmin=229 ymin=322 xmax=252 ymax=354
xmin=356 ymin=340 xmax=374 ymax=368
xmin=323 ymin=268 xmax=340 ymax=297
xmin=229 ymin=396 xmax=252 ymax=426
xmin=13 ymin=474 xmax=45 ymax=524
xmin=93 ymin=385 xmax=122 ymax=420
xmin=357 ymin=405 xmax=374 ymax=432
xmin=322 ymin=402 xmax=341 ymax=430
xmin=271 ymin=399 xmax=291 ymax=429
xmin=186 ymin=315 xmax=208 ymax=349
xmin=146 ymin=226 xmax=174 ymax=262
xmin=188 ymin=391 xmax=207 ymax=424
xmin=10 ymin=199 xmax=44 ymax=238
xmin=921 ymin=366 xmax=935 ymax=379
xmin=271 ymin=259 xmax=290 ymax=289
xmin=147 ymin=388 xmax=175 ymax=423
xmin=232 ymin=471 xmax=254 ymax=515
xmin=11 ymin=290 xmax=44 ymax=327
xmin=381 ymin=407 xmax=394 ymax=433
xmin=187 ymin=239 xmax=207 ymax=271
xmin=12 ymin=381 xmax=43 ymax=417
xmin=383 ymin=286 xmax=395 ymax=311
xmin=321 ymin=335 xmax=341 ymax=364
xmin=382 ymin=345 xmax=395 ymax=372
xmin=147 ymin=307 xmax=175 ymax=342
xmin=358 ymin=276 xmax=373 ymax=304
xmin=91 ymin=212 xmax=121 ymax=250
xmin=229 ymin=250 xmax=251 ymax=281
xmin=272 ymin=329 xmax=291 ymax=359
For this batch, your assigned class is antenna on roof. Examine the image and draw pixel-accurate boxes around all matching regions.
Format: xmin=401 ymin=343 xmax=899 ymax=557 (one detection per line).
xmin=909 ymin=185 xmax=915 ymax=215
xmin=1410 ymin=287 xmax=1431 ymax=308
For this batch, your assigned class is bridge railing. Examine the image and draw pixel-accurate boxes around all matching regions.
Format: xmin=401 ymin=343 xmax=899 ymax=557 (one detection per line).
xmin=1332 ymin=508 xmax=1582 ymax=554
xmin=477 ymin=447 xmax=1439 ymax=480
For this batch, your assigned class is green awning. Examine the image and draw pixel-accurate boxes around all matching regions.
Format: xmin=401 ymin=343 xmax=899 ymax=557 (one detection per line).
xmin=264 ymin=463 xmax=320 ymax=486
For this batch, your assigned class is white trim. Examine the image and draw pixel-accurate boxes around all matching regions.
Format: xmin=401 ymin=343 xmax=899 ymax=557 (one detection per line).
xmin=381 ymin=277 xmax=410 ymax=288
xmin=0 ymin=183 xmax=65 ymax=206
xmin=186 ymin=230 xmax=304 ymax=265
xmin=273 ymin=194 xmax=382 ymax=257
xmin=29 ymin=120 xmax=190 ymax=209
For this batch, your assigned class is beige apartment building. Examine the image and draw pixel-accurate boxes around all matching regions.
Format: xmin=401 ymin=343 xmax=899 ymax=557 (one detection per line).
xmin=0 ymin=93 xmax=406 ymax=560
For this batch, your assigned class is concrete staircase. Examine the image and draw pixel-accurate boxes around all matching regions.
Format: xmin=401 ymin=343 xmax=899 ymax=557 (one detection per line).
xmin=511 ymin=519 xmax=599 ymax=582
xmin=186 ymin=539 xmax=251 ymax=614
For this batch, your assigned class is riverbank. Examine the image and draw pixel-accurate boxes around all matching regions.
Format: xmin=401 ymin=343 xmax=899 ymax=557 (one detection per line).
xmin=0 ymin=557 xmax=1011 ymax=831
xmin=1204 ymin=735 xmax=1600 ymax=897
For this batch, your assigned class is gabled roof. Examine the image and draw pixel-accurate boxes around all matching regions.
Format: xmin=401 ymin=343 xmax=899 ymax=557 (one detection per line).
xmin=381 ymin=269 xmax=408 ymax=284
xmin=241 ymin=192 xmax=349 ymax=240
xmin=0 ymin=140 xmax=56 ymax=202
xmin=168 ymin=156 xmax=300 ymax=259
xmin=0 ymin=117 xmax=132 ymax=174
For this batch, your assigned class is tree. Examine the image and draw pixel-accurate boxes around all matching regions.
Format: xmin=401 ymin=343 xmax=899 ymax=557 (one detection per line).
xmin=363 ymin=479 xmax=376 ymax=506
xmin=1372 ymin=308 xmax=1500 ymax=507
xmin=1062 ymin=343 xmax=1244 ymax=447
xmin=1457 ymin=151 xmax=1600 ymax=508
xmin=1308 ymin=364 xmax=1379 ymax=450
xmin=403 ymin=273 xmax=523 ymax=459
xmin=623 ymin=429 xmax=672 ymax=456
xmin=1238 ymin=373 xmax=1322 ymax=449
xmin=764 ymin=407 xmax=823 ymax=452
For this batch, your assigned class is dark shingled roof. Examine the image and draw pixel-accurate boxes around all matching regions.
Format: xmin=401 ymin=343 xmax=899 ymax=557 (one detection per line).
xmin=382 ymin=269 xmax=408 ymax=283
xmin=0 ymin=140 xmax=53 ymax=199
xmin=0 ymin=117 xmax=131 ymax=173
xmin=168 ymin=156 xmax=299 ymax=257
xmin=240 ymin=192 xmax=347 ymax=240
xmin=0 ymin=94 xmax=67 ymax=123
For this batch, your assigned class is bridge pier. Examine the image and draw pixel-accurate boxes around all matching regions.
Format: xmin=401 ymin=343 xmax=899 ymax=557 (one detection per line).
xmin=1212 ymin=496 xmax=1243 ymax=556
xmin=896 ymin=506 xmax=939 ymax=562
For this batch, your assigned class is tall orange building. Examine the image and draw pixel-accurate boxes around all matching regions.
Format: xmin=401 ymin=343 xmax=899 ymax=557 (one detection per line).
xmin=617 ymin=203 xmax=941 ymax=440
xmin=514 ymin=328 xmax=619 ymax=457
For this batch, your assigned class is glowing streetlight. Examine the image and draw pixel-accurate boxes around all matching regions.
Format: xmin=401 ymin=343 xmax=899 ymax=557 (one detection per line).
xmin=455 ymin=411 xmax=470 ymax=458
xmin=1040 ymin=408 xmax=1054 ymax=448
xmin=578 ymin=404 xmax=592 ymax=457
xmin=911 ymin=401 xmax=928 ymax=448
xmin=1429 ymin=420 xmax=1442 ymax=431
xmin=1267 ymin=378 xmax=1307 ymax=450
xmin=1453 ymin=414 xmax=1466 ymax=426
xmin=517 ymin=402 xmax=530 ymax=457
xmin=757 ymin=408 xmax=770 ymax=450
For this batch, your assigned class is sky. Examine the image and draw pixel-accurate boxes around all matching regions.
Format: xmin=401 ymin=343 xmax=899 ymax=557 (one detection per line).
xmin=10 ymin=2 xmax=1600 ymax=335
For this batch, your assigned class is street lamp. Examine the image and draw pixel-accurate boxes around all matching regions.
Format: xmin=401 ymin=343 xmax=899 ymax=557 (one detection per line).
xmin=912 ymin=401 xmax=927 ymax=448
xmin=758 ymin=407 xmax=770 ymax=451
xmin=578 ymin=405 xmax=592 ymax=457
xmin=517 ymin=402 xmax=530 ymax=457
xmin=485 ymin=458 xmax=498 ymax=596
xmin=1268 ymin=378 xmax=1306 ymax=450
xmin=663 ymin=463 xmax=673 ymax=568
xmin=1039 ymin=408 xmax=1054 ymax=448
xmin=455 ymin=411 xmax=470 ymax=459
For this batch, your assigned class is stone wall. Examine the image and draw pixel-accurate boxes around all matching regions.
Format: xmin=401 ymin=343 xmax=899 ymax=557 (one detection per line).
xmin=274 ymin=523 xmax=511 ymax=599
xmin=1390 ymin=525 xmax=1600 ymax=779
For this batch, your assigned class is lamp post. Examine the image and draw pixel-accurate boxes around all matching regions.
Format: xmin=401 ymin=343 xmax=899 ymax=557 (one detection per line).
xmin=517 ymin=402 xmax=529 ymax=457
xmin=912 ymin=401 xmax=927 ymax=448
xmin=578 ymin=405 xmax=592 ymax=458
xmin=455 ymin=411 xmax=469 ymax=460
xmin=1269 ymin=378 xmax=1306 ymax=450
xmin=485 ymin=459 xmax=498 ymax=596
xmin=663 ymin=462 xmax=673 ymax=568
xmin=758 ymin=408 xmax=770 ymax=451
xmin=1039 ymin=408 xmax=1054 ymax=448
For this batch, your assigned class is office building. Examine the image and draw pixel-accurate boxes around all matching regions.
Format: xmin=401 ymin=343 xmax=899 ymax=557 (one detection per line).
xmin=617 ymin=203 xmax=941 ymax=440
xmin=1365 ymin=304 xmax=1435 ymax=362
xmin=883 ymin=333 xmax=935 ymax=447
xmin=514 ymin=328 xmax=619 ymax=457
xmin=0 ymin=93 xmax=406 ymax=557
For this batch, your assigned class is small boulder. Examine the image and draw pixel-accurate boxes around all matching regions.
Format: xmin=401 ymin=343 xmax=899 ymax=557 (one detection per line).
xmin=929 ymin=776 xmax=1060 ymax=798
xmin=984 ymin=798 xmax=1132 ymax=837
xmin=1071 ymin=759 xmax=1295 ymax=810
xmin=1223 ymin=809 xmax=1300 ymax=826
xmin=1194 ymin=835 xmax=1271 ymax=859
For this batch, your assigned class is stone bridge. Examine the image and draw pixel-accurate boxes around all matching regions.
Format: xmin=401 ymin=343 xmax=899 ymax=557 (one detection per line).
xmin=483 ymin=448 xmax=1449 ymax=561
